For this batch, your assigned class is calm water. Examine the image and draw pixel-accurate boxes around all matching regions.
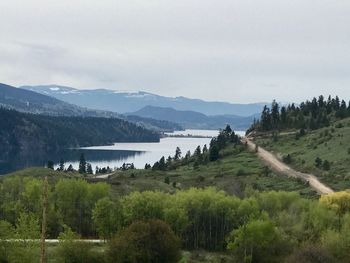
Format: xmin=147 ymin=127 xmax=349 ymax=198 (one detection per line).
xmin=0 ymin=130 xmax=245 ymax=174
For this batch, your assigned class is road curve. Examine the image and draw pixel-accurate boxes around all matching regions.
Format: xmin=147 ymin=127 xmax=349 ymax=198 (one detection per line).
xmin=243 ymin=137 xmax=334 ymax=195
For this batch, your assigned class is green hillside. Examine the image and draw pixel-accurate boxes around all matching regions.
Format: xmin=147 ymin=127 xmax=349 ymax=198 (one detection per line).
xmin=105 ymin=143 xmax=314 ymax=197
xmin=253 ymin=117 xmax=350 ymax=191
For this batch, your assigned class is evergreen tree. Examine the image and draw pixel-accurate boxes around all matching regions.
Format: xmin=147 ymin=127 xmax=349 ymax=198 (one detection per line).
xmin=67 ymin=164 xmax=74 ymax=172
xmin=209 ymin=144 xmax=219 ymax=161
xmin=47 ymin=160 xmax=54 ymax=170
xmin=159 ymin=156 xmax=166 ymax=170
xmin=59 ymin=159 xmax=65 ymax=171
xmin=78 ymin=153 xmax=86 ymax=174
xmin=174 ymin=147 xmax=181 ymax=160
xmin=86 ymin=163 xmax=93 ymax=174
xmin=202 ymin=144 xmax=208 ymax=153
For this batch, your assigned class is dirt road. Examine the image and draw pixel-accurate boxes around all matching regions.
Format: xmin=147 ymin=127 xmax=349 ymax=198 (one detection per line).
xmin=243 ymin=137 xmax=334 ymax=195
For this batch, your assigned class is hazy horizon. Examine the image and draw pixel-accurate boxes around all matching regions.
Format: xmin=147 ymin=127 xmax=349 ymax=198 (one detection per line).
xmin=1 ymin=0 xmax=350 ymax=103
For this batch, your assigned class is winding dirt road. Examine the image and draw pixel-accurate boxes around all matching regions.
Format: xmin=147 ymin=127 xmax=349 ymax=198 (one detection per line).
xmin=243 ymin=137 xmax=334 ymax=195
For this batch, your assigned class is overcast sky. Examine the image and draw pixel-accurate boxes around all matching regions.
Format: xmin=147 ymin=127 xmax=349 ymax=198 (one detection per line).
xmin=0 ymin=0 xmax=349 ymax=103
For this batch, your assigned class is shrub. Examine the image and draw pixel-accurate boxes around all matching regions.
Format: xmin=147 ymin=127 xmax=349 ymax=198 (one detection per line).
xmin=323 ymin=160 xmax=331 ymax=171
xmin=315 ymin=157 xmax=323 ymax=168
xmin=283 ymin=154 xmax=292 ymax=164
xmin=285 ymin=244 xmax=336 ymax=263
xmin=108 ymin=220 xmax=181 ymax=263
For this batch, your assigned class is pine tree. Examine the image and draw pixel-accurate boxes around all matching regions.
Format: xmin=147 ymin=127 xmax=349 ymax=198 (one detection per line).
xmin=86 ymin=163 xmax=93 ymax=174
xmin=59 ymin=159 xmax=65 ymax=171
xmin=47 ymin=160 xmax=54 ymax=170
xmin=78 ymin=153 xmax=86 ymax=174
xmin=174 ymin=147 xmax=181 ymax=160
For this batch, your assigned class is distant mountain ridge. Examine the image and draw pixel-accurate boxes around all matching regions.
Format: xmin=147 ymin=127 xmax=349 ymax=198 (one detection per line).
xmin=129 ymin=106 xmax=258 ymax=130
xmin=21 ymin=85 xmax=265 ymax=116
xmin=0 ymin=83 xmax=181 ymax=132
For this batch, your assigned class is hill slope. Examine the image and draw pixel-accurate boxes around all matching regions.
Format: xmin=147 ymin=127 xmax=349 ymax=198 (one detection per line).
xmin=0 ymin=108 xmax=159 ymax=155
xmin=129 ymin=106 xmax=256 ymax=130
xmin=253 ymin=117 xmax=350 ymax=191
xmin=21 ymin=85 xmax=265 ymax=116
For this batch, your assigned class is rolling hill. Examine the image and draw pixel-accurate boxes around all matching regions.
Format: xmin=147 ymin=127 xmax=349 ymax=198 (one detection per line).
xmin=21 ymin=85 xmax=265 ymax=116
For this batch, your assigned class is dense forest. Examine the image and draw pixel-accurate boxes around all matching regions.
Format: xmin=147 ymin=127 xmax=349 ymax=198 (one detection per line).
xmin=0 ymin=107 xmax=159 ymax=155
xmin=248 ymin=95 xmax=350 ymax=133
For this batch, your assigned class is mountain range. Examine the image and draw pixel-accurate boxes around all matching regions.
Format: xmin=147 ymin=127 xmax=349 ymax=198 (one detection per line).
xmin=0 ymin=83 xmax=181 ymax=132
xmin=128 ymin=106 xmax=258 ymax=130
xmin=21 ymin=85 xmax=265 ymax=116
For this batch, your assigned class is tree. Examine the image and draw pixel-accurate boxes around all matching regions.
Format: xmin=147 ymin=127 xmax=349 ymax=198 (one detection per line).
xmin=92 ymin=197 xmax=121 ymax=240
xmin=59 ymin=159 xmax=65 ymax=171
xmin=66 ymin=164 xmax=74 ymax=172
xmin=202 ymin=144 xmax=208 ymax=153
xmin=209 ymin=144 xmax=219 ymax=161
xmin=315 ymin=157 xmax=323 ymax=168
xmin=86 ymin=163 xmax=93 ymax=174
xmin=227 ymin=219 xmax=286 ymax=263
xmin=322 ymin=160 xmax=331 ymax=171
xmin=108 ymin=220 xmax=181 ymax=263
xmin=47 ymin=160 xmax=54 ymax=170
xmin=56 ymin=226 xmax=99 ymax=263
xmin=78 ymin=154 xmax=86 ymax=174
xmin=194 ymin=145 xmax=201 ymax=157
xmin=159 ymin=156 xmax=166 ymax=170
xmin=174 ymin=147 xmax=181 ymax=160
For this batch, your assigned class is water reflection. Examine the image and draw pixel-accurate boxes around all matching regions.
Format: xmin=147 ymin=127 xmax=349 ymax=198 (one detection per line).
xmin=0 ymin=130 xmax=245 ymax=175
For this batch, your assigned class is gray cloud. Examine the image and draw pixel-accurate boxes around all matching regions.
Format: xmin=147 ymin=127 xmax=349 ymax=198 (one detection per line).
xmin=0 ymin=0 xmax=349 ymax=103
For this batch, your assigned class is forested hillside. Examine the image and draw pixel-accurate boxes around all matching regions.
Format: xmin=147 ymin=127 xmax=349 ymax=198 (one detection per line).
xmin=248 ymin=95 xmax=350 ymax=133
xmin=0 ymin=108 xmax=159 ymax=155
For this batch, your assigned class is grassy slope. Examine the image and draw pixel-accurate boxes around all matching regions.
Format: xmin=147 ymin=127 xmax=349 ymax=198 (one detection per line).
xmin=106 ymin=144 xmax=315 ymax=198
xmin=254 ymin=117 xmax=350 ymax=191
xmin=4 ymin=144 xmax=314 ymax=198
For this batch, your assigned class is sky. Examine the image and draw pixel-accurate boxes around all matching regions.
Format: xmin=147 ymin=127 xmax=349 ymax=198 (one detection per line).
xmin=0 ymin=0 xmax=349 ymax=103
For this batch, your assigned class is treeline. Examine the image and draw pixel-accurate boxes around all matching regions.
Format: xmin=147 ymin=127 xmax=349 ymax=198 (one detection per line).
xmin=1 ymin=177 xmax=350 ymax=262
xmin=248 ymin=95 xmax=350 ymax=133
xmin=0 ymin=107 xmax=159 ymax=154
xmin=150 ymin=125 xmax=241 ymax=171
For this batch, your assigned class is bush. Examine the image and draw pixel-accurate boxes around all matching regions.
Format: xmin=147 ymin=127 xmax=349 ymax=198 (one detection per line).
xmin=108 ymin=220 xmax=181 ymax=263
xmin=285 ymin=244 xmax=336 ymax=263
xmin=322 ymin=160 xmax=331 ymax=171
xmin=283 ymin=154 xmax=292 ymax=164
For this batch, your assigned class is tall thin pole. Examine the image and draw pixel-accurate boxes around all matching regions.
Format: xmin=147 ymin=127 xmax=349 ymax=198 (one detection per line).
xmin=40 ymin=176 xmax=48 ymax=263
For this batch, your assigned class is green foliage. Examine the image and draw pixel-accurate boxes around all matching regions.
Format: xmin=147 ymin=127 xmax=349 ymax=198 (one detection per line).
xmin=92 ymin=197 xmax=122 ymax=240
xmin=227 ymin=219 xmax=289 ymax=263
xmin=56 ymin=226 xmax=101 ymax=263
xmin=285 ymin=244 xmax=336 ymax=263
xmin=108 ymin=220 xmax=181 ymax=263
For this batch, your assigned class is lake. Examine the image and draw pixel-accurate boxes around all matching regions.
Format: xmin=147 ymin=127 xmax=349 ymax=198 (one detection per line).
xmin=0 ymin=129 xmax=245 ymax=174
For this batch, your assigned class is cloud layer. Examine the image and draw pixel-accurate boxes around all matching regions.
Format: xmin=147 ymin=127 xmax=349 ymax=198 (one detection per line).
xmin=1 ymin=0 xmax=349 ymax=103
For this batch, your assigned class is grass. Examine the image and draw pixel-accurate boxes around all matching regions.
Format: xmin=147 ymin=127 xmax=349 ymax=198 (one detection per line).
xmin=254 ymin=117 xmax=350 ymax=191
xmin=106 ymin=144 xmax=315 ymax=198
xmin=3 ymin=144 xmax=315 ymax=198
